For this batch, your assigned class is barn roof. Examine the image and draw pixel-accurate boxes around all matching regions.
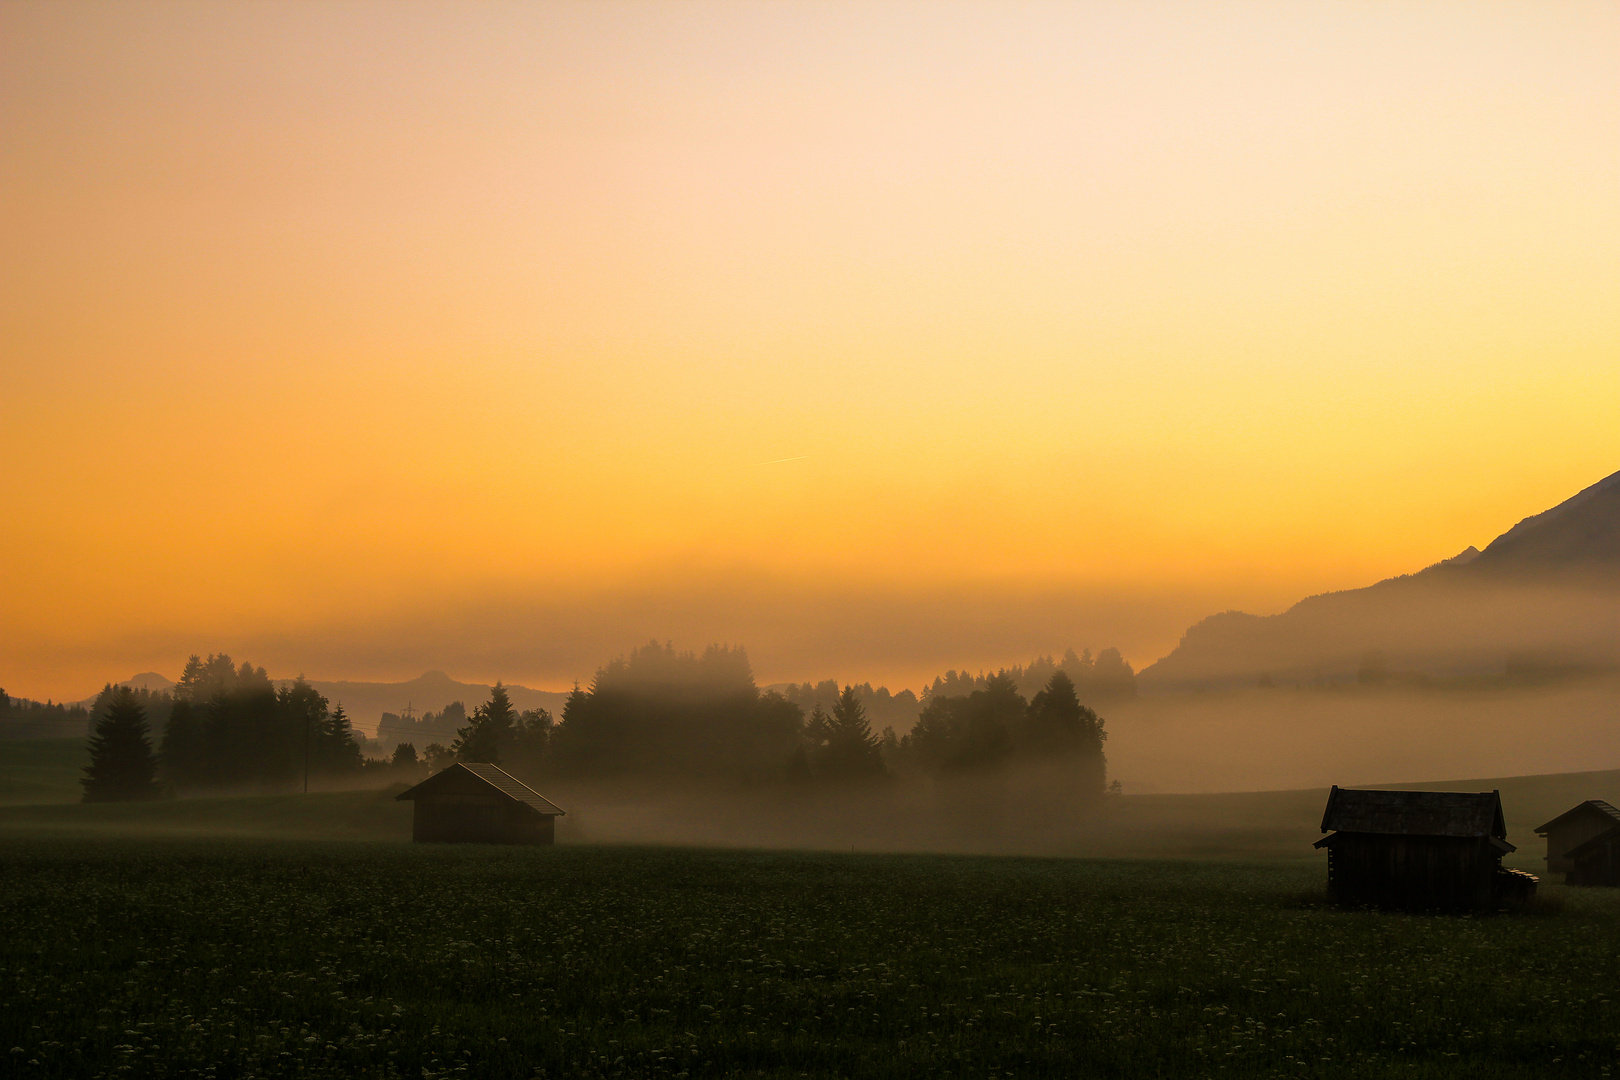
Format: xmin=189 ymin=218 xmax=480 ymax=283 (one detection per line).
xmin=1533 ymin=799 xmax=1620 ymax=836
xmin=1318 ymin=786 xmax=1507 ymax=840
xmin=395 ymin=763 xmax=566 ymax=816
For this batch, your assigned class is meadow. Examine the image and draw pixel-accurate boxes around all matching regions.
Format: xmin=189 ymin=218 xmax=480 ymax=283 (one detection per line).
xmin=3 ymin=839 xmax=1618 ymax=1080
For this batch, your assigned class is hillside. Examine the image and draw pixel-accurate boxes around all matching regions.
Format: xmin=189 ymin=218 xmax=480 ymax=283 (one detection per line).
xmin=1139 ymin=470 xmax=1620 ymax=691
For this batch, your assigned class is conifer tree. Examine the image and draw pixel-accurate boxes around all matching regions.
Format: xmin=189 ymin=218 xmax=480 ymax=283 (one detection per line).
xmin=317 ymin=703 xmax=364 ymax=775
xmin=81 ymin=686 xmax=160 ymax=802
xmin=390 ymin=742 xmax=421 ymax=775
xmin=815 ymin=685 xmax=885 ymax=780
xmin=452 ymin=683 xmax=517 ymax=764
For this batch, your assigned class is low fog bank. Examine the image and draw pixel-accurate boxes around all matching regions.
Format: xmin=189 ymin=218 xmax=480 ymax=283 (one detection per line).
xmin=1105 ymin=674 xmax=1620 ymax=794
xmin=543 ymin=764 xmax=1170 ymax=859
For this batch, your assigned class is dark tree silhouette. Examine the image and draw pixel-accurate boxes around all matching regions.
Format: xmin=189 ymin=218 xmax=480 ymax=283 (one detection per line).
xmin=549 ymin=643 xmax=802 ymax=782
xmin=81 ymin=686 xmax=160 ymax=802
xmin=158 ymin=698 xmax=206 ymax=787
xmin=390 ymin=742 xmax=421 ymax=774
xmin=909 ymin=671 xmax=1022 ymax=771
xmin=508 ymin=707 xmax=553 ymax=775
xmin=452 ymin=683 xmax=517 ymax=764
xmin=1022 ymin=669 xmax=1108 ymax=796
xmin=815 ymin=685 xmax=885 ymax=780
xmin=316 ymin=702 xmax=364 ymax=776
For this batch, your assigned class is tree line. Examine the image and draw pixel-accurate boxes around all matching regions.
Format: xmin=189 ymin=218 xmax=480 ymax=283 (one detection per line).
xmin=80 ymin=655 xmax=365 ymax=801
xmin=81 ymin=642 xmax=1124 ymax=804
xmin=396 ymin=641 xmax=1112 ymax=796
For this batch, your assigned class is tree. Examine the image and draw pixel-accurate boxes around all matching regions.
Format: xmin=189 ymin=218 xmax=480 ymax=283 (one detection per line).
xmin=315 ymin=703 xmax=364 ymax=776
xmin=452 ymin=683 xmax=517 ymax=764
xmin=508 ymin=708 xmax=553 ymax=776
xmin=815 ymin=685 xmax=885 ymax=780
xmin=422 ymin=742 xmax=455 ymax=772
xmin=908 ymin=671 xmax=1021 ymax=772
xmin=81 ymin=686 xmax=160 ymax=802
xmin=1022 ymin=669 xmax=1107 ymax=797
xmin=390 ymin=742 xmax=421 ymax=775
xmin=548 ymin=644 xmax=801 ymax=782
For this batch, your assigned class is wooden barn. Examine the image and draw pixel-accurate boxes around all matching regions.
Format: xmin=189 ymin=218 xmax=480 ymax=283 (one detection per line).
xmin=1565 ymin=829 xmax=1620 ymax=887
xmin=1314 ymin=786 xmax=1537 ymax=909
xmin=1533 ymin=800 xmax=1620 ymax=884
xmin=396 ymin=763 xmax=565 ymax=844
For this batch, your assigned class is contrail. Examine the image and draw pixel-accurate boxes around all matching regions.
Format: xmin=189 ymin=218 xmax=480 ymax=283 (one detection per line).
xmin=753 ymin=455 xmax=809 ymax=466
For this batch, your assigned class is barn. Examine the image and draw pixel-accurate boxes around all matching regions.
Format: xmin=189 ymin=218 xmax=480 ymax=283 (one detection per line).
xmin=1314 ymin=786 xmax=1536 ymax=909
xmin=396 ymin=763 xmax=565 ymax=844
xmin=1533 ymin=800 xmax=1620 ymax=884
xmin=1565 ymin=829 xmax=1620 ymax=887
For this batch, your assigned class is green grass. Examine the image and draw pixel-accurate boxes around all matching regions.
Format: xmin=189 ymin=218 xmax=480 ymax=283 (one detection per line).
xmin=0 ymin=786 xmax=412 ymax=840
xmin=3 ymin=840 xmax=1618 ymax=1079
xmin=0 ymin=739 xmax=89 ymax=805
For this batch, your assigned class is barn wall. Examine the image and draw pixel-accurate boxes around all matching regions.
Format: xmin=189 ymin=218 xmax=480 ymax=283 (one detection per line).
xmin=412 ymin=796 xmax=556 ymax=845
xmin=1570 ymin=835 xmax=1620 ymax=887
xmin=1545 ymin=814 xmax=1616 ymax=875
xmin=1325 ymin=834 xmax=1497 ymax=909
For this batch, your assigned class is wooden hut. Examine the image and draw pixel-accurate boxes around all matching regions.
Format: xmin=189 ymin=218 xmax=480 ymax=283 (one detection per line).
xmin=1314 ymin=786 xmax=1536 ymax=908
xmin=1533 ymin=800 xmax=1620 ymax=883
xmin=1565 ymin=828 xmax=1620 ymax=887
xmin=396 ymin=763 xmax=565 ymax=844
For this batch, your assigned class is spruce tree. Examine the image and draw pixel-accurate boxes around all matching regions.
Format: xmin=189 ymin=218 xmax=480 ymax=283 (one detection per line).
xmin=815 ymin=685 xmax=885 ymax=780
xmin=81 ymin=686 xmax=160 ymax=802
xmin=452 ymin=683 xmax=517 ymax=764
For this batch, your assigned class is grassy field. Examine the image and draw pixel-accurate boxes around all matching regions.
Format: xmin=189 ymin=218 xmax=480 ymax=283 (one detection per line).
xmin=0 ymin=739 xmax=90 ymax=805
xmin=2 ymin=760 xmax=1615 ymax=871
xmin=3 ymin=839 xmax=1618 ymax=1079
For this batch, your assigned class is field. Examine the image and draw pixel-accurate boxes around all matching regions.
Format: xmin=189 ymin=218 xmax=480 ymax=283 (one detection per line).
xmin=0 ymin=739 xmax=90 ymax=805
xmin=3 ymin=763 xmax=1617 ymax=871
xmin=3 ymin=839 xmax=1619 ymax=1080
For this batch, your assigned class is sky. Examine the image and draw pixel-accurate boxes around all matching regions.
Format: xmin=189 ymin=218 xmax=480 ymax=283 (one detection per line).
xmin=3 ymin=1 xmax=1617 ymax=701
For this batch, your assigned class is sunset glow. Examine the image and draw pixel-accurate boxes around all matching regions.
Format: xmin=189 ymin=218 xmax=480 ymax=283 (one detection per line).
xmin=4 ymin=2 xmax=1616 ymax=698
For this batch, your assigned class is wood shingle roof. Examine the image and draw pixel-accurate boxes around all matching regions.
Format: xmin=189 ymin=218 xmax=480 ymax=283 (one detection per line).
xmin=396 ymin=762 xmax=566 ymax=816
xmin=1319 ymin=786 xmax=1507 ymax=840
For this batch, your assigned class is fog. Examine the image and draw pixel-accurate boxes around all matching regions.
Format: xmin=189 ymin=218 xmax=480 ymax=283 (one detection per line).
xmin=1108 ymin=676 xmax=1620 ymax=794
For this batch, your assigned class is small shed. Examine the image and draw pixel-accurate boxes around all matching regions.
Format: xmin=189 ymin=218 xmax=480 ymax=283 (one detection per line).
xmin=1533 ymin=800 xmax=1620 ymax=882
xmin=396 ymin=763 xmax=565 ymax=844
xmin=1565 ymin=828 xmax=1620 ymax=887
xmin=1314 ymin=786 xmax=1536 ymax=909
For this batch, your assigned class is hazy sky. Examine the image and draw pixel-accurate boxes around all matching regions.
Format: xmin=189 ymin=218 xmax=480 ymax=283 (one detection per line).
xmin=3 ymin=1 xmax=1616 ymax=699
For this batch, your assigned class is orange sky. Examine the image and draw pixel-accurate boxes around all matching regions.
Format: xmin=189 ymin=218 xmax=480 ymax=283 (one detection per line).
xmin=3 ymin=2 xmax=1617 ymax=700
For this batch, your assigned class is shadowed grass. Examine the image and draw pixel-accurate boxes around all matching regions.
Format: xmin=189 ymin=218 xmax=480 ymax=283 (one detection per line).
xmin=2 ymin=840 xmax=1617 ymax=1078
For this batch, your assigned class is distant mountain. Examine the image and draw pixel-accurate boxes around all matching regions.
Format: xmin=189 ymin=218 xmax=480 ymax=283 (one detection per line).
xmin=1139 ymin=470 xmax=1620 ymax=691
xmin=121 ymin=672 xmax=176 ymax=693
xmin=288 ymin=671 xmax=570 ymax=736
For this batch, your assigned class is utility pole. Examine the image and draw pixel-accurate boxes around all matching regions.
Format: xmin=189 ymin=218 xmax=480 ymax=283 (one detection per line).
xmin=303 ymin=708 xmax=311 ymax=795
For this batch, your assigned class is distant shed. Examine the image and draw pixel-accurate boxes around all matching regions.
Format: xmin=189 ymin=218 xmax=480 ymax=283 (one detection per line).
xmin=1314 ymin=786 xmax=1536 ymax=909
xmin=396 ymin=763 xmax=565 ymax=844
xmin=1533 ymin=800 xmax=1620 ymax=883
xmin=1565 ymin=828 xmax=1620 ymax=887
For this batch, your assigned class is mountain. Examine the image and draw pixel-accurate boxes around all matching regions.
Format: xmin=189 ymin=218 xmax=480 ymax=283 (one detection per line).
xmin=1138 ymin=470 xmax=1620 ymax=691
xmin=291 ymin=671 xmax=571 ymax=736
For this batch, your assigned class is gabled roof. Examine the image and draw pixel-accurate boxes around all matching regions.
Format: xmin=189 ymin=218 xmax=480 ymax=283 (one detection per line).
xmin=1534 ymin=799 xmax=1620 ymax=836
xmin=395 ymin=762 xmax=565 ymax=816
xmin=1319 ymin=786 xmax=1507 ymax=839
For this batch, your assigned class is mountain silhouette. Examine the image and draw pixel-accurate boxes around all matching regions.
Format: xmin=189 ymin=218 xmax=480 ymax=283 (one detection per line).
xmin=1139 ymin=470 xmax=1620 ymax=691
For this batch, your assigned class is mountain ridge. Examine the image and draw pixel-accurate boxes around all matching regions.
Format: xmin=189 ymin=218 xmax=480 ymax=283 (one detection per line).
xmin=1138 ymin=470 xmax=1620 ymax=691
